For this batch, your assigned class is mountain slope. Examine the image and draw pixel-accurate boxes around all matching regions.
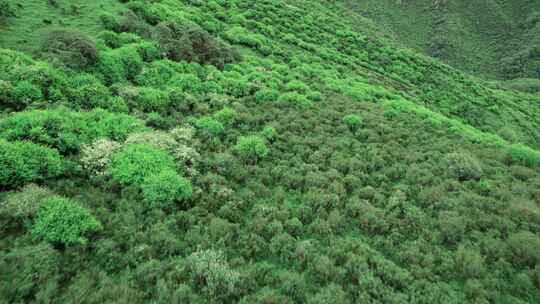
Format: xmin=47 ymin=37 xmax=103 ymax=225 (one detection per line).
xmin=343 ymin=0 xmax=540 ymax=80
xmin=0 ymin=0 xmax=540 ymax=303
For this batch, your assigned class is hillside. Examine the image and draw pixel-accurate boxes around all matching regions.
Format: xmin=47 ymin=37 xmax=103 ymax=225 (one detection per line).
xmin=1 ymin=0 xmax=540 ymax=303
xmin=343 ymin=0 xmax=540 ymax=81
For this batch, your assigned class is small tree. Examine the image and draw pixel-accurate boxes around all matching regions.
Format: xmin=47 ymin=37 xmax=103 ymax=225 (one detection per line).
xmin=234 ymin=136 xmax=269 ymax=164
xmin=141 ymin=170 xmax=192 ymax=208
xmin=31 ymin=196 xmax=102 ymax=246
xmin=343 ymin=114 xmax=362 ymax=131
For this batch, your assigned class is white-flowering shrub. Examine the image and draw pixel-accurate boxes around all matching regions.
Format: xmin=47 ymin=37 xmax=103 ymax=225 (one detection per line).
xmin=80 ymin=139 xmax=122 ymax=176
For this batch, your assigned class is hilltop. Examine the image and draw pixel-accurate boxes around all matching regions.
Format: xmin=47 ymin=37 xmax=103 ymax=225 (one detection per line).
xmin=1 ymin=0 xmax=540 ymax=303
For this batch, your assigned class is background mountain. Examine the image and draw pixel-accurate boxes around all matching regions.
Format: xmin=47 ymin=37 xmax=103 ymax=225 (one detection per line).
xmin=343 ymin=0 xmax=540 ymax=82
xmin=0 ymin=0 xmax=540 ymax=303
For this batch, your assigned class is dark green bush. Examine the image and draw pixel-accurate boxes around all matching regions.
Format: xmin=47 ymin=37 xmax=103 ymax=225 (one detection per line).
xmin=154 ymin=21 xmax=240 ymax=68
xmin=0 ymin=140 xmax=63 ymax=189
xmin=31 ymin=196 xmax=102 ymax=246
xmin=0 ymin=0 xmax=16 ymax=19
xmin=40 ymin=29 xmax=98 ymax=69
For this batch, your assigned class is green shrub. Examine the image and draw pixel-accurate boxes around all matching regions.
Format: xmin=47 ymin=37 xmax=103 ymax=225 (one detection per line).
xmin=213 ymin=107 xmax=237 ymax=126
xmin=343 ymin=114 xmax=362 ymax=131
xmin=234 ymin=136 xmax=269 ymax=163
xmin=80 ymin=139 xmax=122 ymax=177
xmin=195 ymin=117 xmax=225 ymax=138
xmin=64 ymin=73 xmax=112 ymax=109
xmin=444 ymin=152 xmax=483 ymax=181
xmin=225 ymin=26 xmax=263 ymax=48
xmin=0 ymin=140 xmax=63 ymax=189
xmin=141 ymin=170 xmax=192 ymax=208
xmin=508 ymin=231 xmax=540 ymax=266
xmin=31 ymin=196 xmax=102 ymax=246
xmin=108 ymin=144 xmax=176 ymax=187
xmin=0 ymin=49 xmax=67 ymax=109
xmin=184 ymin=250 xmax=240 ymax=300
xmin=278 ymin=92 xmax=312 ymax=108
xmin=261 ymin=126 xmax=278 ymax=142
xmin=505 ymin=144 xmax=540 ymax=167
xmin=0 ymin=184 xmax=54 ymax=222
xmin=0 ymin=108 xmax=147 ymax=154
xmin=286 ymin=80 xmax=309 ymax=93
xmin=254 ymin=88 xmax=279 ymax=103
xmin=40 ymin=29 xmax=98 ymax=69
xmin=221 ymin=76 xmax=250 ymax=98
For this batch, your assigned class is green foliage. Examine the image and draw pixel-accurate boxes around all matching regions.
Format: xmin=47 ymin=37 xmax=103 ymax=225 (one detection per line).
xmin=444 ymin=152 xmax=483 ymax=181
xmin=0 ymin=0 xmax=16 ymax=19
xmin=154 ymin=21 xmax=240 ymax=68
xmin=31 ymin=196 xmax=102 ymax=246
xmin=80 ymin=139 xmax=122 ymax=177
xmin=234 ymin=136 xmax=269 ymax=163
xmin=0 ymin=184 xmax=53 ymax=223
xmin=195 ymin=116 xmax=225 ymax=138
xmin=141 ymin=169 xmax=192 ymax=208
xmin=0 ymin=140 xmax=63 ymax=189
xmin=278 ymin=92 xmax=312 ymax=108
xmin=343 ymin=114 xmax=362 ymax=131
xmin=508 ymin=231 xmax=540 ymax=266
xmin=261 ymin=126 xmax=278 ymax=142
xmin=108 ymin=144 xmax=176 ymax=187
xmin=183 ymin=249 xmax=240 ymax=300
xmin=0 ymin=108 xmax=147 ymax=153
xmin=213 ymin=107 xmax=237 ymax=126
xmin=40 ymin=28 xmax=98 ymax=69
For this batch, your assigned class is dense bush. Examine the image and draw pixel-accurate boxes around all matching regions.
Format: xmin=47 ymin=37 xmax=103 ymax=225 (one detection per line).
xmin=31 ymin=196 xmax=102 ymax=246
xmin=183 ymin=250 xmax=240 ymax=301
xmin=343 ymin=114 xmax=362 ymax=131
xmin=234 ymin=136 xmax=269 ymax=163
xmin=154 ymin=21 xmax=240 ymax=68
xmin=0 ymin=184 xmax=53 ymax=224
xmin=0 ymin=108 xmax=147 ymax=153
xmin=108 ymin=144 xmax=176 ymax=187
xmin=80 ymin=139 xmax=122 ymax=177
xmin=141 ymin=169 xmax=192 ymax=208
xmin=40 ymin=29 xmax=98 ymax=69
xmin=444 ymin=152 xmax=483 ymax=181
xmin=0 ymin=140 xmax=63 ymax=189
xmin=195 ymin=117 xmax=225 ymax=138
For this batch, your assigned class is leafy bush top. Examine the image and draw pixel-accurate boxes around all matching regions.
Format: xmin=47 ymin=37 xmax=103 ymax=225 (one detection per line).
xmin=0 ymin=139 xmax=63 ymax=189
xmin=31 ymin=196 xmax=102 ymax=246
xmin=108 ymin=144 xmax=176 ymax=187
